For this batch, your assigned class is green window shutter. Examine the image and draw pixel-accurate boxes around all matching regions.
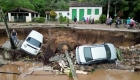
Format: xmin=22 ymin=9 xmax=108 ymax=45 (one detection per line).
xmin=87 ymin=9 xmax=91 ymax=15
xmin=95 ymin=9 xmax=99 ymax=15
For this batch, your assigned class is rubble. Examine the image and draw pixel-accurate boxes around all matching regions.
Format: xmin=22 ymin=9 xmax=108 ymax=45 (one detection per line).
xmin=0 ymin=34 xmax=140 ymax=74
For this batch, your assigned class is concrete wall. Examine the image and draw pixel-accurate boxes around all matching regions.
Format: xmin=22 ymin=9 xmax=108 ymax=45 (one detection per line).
xmin=8 ymin=13 xmax=14 ymax=22
xmin=8 ymin=13 xmax=39 ymax=22
xmin=26 ymin=13 xmax=31 ymax=22
xmin=69 ymin=7 xmax=102 ymax=21
xmin=55 ymin=11 xmax=69 ymax=19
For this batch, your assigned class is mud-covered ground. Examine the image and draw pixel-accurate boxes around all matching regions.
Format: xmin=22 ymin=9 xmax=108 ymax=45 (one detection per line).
xmin=0 ymin=27 xmax=140 ymax=71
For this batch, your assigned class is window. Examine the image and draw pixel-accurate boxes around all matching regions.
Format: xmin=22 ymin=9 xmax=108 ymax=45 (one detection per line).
xmin=84 ymin=47 xmax=93 ymax=62
xmin=67 ymin=13 xmax=69 ymax=15
xmin=59 ymin=13 xmax=62 ymax=15
xmin=104 ymin=44 xmax=111 ymax=59
xmin=26 ymin=37 xmax=42 ymax=48
xmin=95 ymin=9 xmax=99 ymax=15
xmin=87 ymin=9 xmax=91 ymax=15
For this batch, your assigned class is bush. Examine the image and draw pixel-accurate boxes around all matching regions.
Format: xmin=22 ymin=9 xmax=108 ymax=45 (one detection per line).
xmin=99 ymin=14 xmax=106 ymax=23
xmin=0 ymin=20 xmax=3 ymax=22
xmin=59 ymin=15 xmax=63 ymax=24
xmin=112 ymin=19 xmax=116 ymax=23
xmin=50 ymin=10 xmax=57 ymax=21
xmin=94 ymin=20 xmax=101 ymax=24
xmin=32 ymin=17 xmax=45 ymax=23
xmin=59 ymin=15 xmax=69 ymax=24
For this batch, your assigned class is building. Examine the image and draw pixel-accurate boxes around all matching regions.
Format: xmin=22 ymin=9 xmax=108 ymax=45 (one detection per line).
xmin=45 ymin=10 xmax=69 ymax=21
xmin=54 ymin=10 xmax=69 ymax=19
xmin=7 ymin=7 xmax=40 ymax=22
xmin=45 ymin=1 xmax=102 ymax=22
xmin=69 ymin=1 xmax=102 ymax=21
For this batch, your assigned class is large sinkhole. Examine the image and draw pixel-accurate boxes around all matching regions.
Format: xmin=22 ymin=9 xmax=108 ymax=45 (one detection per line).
xmin=1 ymin=27 xmax=140 ymax=67
xmin=0 ymin=27 xmax=140 ymax=51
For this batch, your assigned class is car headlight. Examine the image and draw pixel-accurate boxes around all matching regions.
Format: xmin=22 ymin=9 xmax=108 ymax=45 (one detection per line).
xmin=24 ymin=45 xmax=27 ymax=48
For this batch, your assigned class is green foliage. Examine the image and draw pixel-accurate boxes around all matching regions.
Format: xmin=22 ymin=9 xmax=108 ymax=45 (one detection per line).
xmin=94 ymin=20 xmax=101 ymax=24
xmin=59 ymin=15 xmax=69 ymax=24
xmin=0 ymin=0 xmax=34 ymax=12
xmin=32 ymin=17 xmax=45 ymax=23
xmin=59 ymin=15 xmax=64 ymax=24
xmin=0 ymin=19 xmax=3 ymax=22
xmin=68 ymin=71 xmax=72 ymax=77
xmin=116 ymin=48 xmax=123 ymax=61
xmin=112 ymin=19 xmax=116 ymax=23
xmin=0 ymin=0 xmax=140 ymax=21
xmin=91 ymin=68 xmax=95 ymax=74
xmin=99 ymin=14 xmax=106 ymax=23
xmin=32 ymin=0 xmax=46 ymax=17
xmin=50 ymin=10 xmax=57 ymax=21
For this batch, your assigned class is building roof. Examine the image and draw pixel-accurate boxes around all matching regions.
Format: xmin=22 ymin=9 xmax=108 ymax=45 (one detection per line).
xmin=70 ymin=1 xmax=102 ymax=7
xmin=45 ymin=9 xmax=69 ymax=14
xmin=7 ymin=7 xmax=39 ymax=14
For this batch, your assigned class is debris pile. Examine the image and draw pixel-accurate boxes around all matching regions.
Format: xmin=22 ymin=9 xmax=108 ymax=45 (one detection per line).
xmin=117 ymin=44 xmax=140 ymax=71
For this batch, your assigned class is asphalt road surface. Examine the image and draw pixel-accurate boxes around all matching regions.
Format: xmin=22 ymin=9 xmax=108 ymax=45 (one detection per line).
xmin=0 ymin=22 xmax=140 ymax=32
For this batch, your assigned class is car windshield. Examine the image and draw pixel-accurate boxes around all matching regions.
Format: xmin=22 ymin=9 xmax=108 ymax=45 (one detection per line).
xmin=84 ymin=47 xmax=93 ymax=62
xmin=104 ymin=44 xmax=111 ymax=59
xmin=26 ymin=37 xmax=42 ymax=48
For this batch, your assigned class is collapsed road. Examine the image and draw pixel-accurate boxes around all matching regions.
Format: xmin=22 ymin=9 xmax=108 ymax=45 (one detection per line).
xmin=0 ymin=25 xmax=140 ymax=80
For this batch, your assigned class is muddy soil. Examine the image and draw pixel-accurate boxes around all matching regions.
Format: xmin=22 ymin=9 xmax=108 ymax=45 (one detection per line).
xmin=0 ymin=27 xmax=140 ymax=47
xmin=0 ymin=61 xmax=140 ymax=80
xmin=0 ymin=27 xmax=140 ymax=80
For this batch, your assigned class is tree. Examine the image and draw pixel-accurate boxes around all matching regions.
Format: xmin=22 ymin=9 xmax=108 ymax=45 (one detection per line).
xmin=0 ymin=0 xmax=34 ymax=12
xmin=55 ymin=0 xmax=69 ymax=10
xmin=49 ymin=10 xmax=57 ymax=21
xmin=99 ymin=14 xmax=106 ymax=23
xmin=0 ymin=6 xmax=16 ymax=49
xmin=30 ymin=0 xmax=46 ymax=17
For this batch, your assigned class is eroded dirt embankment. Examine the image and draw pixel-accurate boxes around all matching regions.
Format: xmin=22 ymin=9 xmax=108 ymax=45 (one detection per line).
xmin=0 ymin=27 xmax=140 ymax=48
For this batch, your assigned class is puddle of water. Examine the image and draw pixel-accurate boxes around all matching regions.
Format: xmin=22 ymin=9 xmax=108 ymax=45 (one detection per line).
xmin=0 ymin=64 xmax=19 ymax=80
xmin=0 ymin=61 xmax=140 ymax=80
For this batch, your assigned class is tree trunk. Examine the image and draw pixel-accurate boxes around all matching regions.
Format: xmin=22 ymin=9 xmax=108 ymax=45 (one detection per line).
xmin=0 ymin=7 xmax=16 ymax=49
xmin=107 ymin=0 xmax=110 ymax=18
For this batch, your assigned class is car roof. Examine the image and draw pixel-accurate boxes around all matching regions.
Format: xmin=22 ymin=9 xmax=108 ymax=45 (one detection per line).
xmin=90 ymin=47 xmax=106 ymax=59
xmin=28 ymin=30 xmax=43 ymax=42
xmin=78 ymin=45 xmax=106 ymax=60
xmin=79 ymin=43 xmax=112 ymax=47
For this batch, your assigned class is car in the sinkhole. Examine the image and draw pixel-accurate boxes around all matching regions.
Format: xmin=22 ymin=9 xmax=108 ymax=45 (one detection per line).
xmin=21 ymin=30 xmax=43 ymax=55
xmin=76 ymin=43 xmax=117 ymax=65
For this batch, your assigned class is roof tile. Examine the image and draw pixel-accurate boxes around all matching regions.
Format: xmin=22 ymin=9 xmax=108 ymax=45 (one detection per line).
xmin=70 ymin=1 xmax=102 ymax=7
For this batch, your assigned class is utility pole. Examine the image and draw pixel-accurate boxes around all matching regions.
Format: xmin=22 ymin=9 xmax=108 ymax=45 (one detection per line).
xmin=62 ymin=45 xmax=78 ymax=80
xmin=0 ymin=6 xmax=16 ymax=49
xmin=114 ymin=4 xmax=117 ymax=19
xmin=107 ymin=0 xmax=110 ymax=18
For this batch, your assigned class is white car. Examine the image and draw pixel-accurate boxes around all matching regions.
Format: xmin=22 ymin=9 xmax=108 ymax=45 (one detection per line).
xmin=21 ymin=30 xmax=43 ymax=55
xmin=76 ymin=43 xmax=117 ymax=65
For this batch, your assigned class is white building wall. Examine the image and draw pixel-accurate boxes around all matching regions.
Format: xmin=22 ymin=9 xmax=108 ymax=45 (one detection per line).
xmin=55 ymin=11 xmax=69 ymax=18
xmin=26 ymin=13 xmax=32 ymax=22
xmin=8 ymin=13 xmax=14 ymax=22
xmin=11 ymin=16 xmax=14 ymax=22
xmin=8 ymin=13 xmax=12 ymax=22
xmin=69 ymin=7 xmax=102 ymax=21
